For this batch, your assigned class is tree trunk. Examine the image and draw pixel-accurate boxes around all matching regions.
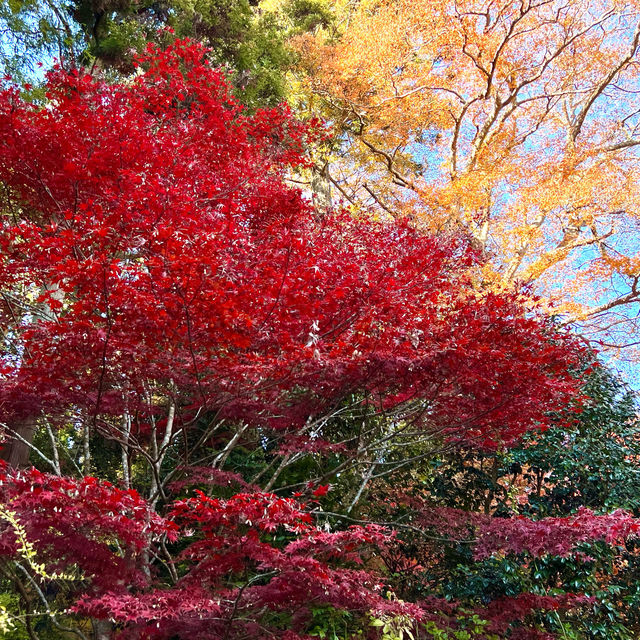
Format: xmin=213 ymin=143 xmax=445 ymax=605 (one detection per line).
xmin=0 ymin=283 xmax=63 ymax=468
xmin=93 ymin=618 xmax=113 ymax=640
xmin=311 ymin=164 xmax=333 ymax=214
xmin=1 ymin=416 xmax=37 ymax=468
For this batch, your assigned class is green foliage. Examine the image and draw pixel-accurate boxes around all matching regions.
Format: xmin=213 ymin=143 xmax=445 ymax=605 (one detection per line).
xmin=70 ymin=0 xmax=328 ymax=106
xmin=414 ymin=364 xmax=640 ymax=639
xmin=0 ymin=0 xmax=330 ymax=108
xmin=0 ymin=0 xmax=81 ymax=84
xmin=307 ymin=607 xmax=361 ymax=639
xmin=419 ymin=614 xmax=497 ymax=640
xmin=278 ymin=0 xmax=333 ymax=34
xmin=0 ymin=592 xmax=27 ymax=639
xmin=514 ymin=365 xmax=640 ymax=516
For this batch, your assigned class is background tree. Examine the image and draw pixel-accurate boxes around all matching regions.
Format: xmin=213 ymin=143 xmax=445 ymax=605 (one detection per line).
xmin=0 ymin=0 xmax=330 ymax=108
xmin=290 ymin=0 xmax=640 ymax=352
xmin=0 ymin=0 xmax=81 ymax=85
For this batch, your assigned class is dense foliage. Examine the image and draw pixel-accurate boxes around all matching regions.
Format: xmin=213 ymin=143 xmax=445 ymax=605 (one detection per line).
xmin=367 ymin=365 xmax=640 ymax=639
xmin=290 ymin=0 xmax=640 ymax=350
xmin=0 ymin=0 xmax=326 ymax=107
xmin=0 ymin=7 xmax=639 ymax=639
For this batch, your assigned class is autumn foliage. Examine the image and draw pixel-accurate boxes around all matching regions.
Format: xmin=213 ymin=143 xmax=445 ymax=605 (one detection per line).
xmin=0 ymin=40 xmax=582 ymax=447
xmin=0 ymin=38 xmax=636 ymax=639
xmin=292 ymin=0 xmax=640 ymax=347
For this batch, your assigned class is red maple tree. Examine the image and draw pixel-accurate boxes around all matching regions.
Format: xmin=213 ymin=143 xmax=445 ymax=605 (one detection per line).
xmin=0 ymin=39 xmax=632 ymax=638
xmin=0 ymin=40 xmax=581 ymax=450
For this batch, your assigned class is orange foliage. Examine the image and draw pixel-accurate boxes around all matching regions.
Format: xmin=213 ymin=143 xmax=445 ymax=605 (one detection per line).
xmin=291 ymin=0 xmax=640 ymax=348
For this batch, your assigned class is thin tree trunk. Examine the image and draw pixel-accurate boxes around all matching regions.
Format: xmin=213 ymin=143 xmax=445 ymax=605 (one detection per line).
xmin=1 ymin=416 xmax=38 ymax=468
xmin=0 ymin=284 xmax=64 ymax=468
xmin=92 ymin=619 xmax=112 ymax=640
xmin=311 ymin=163 xmax=333 ymax=214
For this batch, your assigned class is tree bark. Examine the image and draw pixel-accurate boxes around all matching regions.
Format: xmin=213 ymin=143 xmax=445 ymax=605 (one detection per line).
xmin=1 ymin=416 xmax=38 ymax=468
xmin=92 ymin=619 xmax=113 ymax=640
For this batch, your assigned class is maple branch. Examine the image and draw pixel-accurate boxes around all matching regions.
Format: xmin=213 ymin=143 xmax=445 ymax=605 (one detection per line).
xmin=523 ymin=224 xmax=615 ymax=281
xmin=351 ymin=111 xmax=420 ymax=192
xmin=368 ymin=446 xmax=454 ymax=480
xmin=461 ymin=30 xmax=490 ymax=79
xmin=362 ymin=182 xmax=394 ymax=215
xmin=91 ymin=266 xmax=114 ymax=461
xmin=315 ymin=510 xmax=475 ymax=545
xmin=482 ymin=0 xmax=533 ymax=100
xmin=213 ymin=422 xmax=249 ymax=470
xmin=149 ymin=395 xmax=175 ymax=505
xmin=178 ymin=289 xmax=208 ymax=409
xmin=564 ymin=275 xmax=640 ymax=323
xmin=2 ymin=566 xmax=39 ymax=640
xmin=182 ymin=413 xmax=227 ymax=464
xmin=222 ymin=571 xmax=279 ymax=640
xmin=120 ymin=407 xmax=131 ymax=489
xmin=324 ymin=165 xmax=358 ymax=205
xmin=598 ymin=138 xmax=640 ymax=153
xmin=0 ymin=290 xmax=58 ymax=324
xmin=449 ymin=98 xmax=480 ymax=177
xmin=593 ymin=338 xmax=640 ymax=349
xmin=0 ymin=423 xmax=57 ymax=472
xmin=356 ymin=136 xmax=418 ymax=191
xmin=160 ymin=537 xmax=179 ymax=584
xmin=42 ymin=415 xmax=61 ymax=476
xmin=570 ymin=20 xmax=640 ymax=142
xmin=347 ymin=460 xmax=376 ymax=513
xmin=503 ymin=212 xmax=548 ymax=283
xmin=372 ymin=84 xmax=466 ymax=107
